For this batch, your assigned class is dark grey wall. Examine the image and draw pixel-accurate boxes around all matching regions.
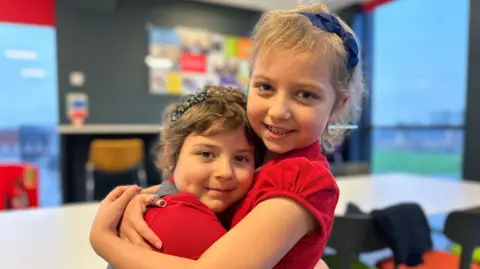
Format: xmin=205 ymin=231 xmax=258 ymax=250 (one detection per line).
xmin=56 ymin=0 xmax=260 ymax=124
xmin=463 ymin=0 xmax=480 ymax=181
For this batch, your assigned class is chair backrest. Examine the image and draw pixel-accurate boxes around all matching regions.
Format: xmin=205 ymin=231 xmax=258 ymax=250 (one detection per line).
xmin=88 ymin=138 xmax=144 ymax=173
xmin=444 ymin=210 xmax=480 ymax=269
xmin=444 ymin=210 xmax=480 ymax=247
xmin=329 ymin=214 xmax=388 ymax=253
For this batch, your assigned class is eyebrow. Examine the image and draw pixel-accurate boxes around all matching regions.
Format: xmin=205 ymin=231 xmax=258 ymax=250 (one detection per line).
xmin=251 ymin=74 xmax=327 ymax=93
xmin=236 ymin=148 xmax=254 ymax=154
xmin=192 ymin=143 xmax=254 ymax=154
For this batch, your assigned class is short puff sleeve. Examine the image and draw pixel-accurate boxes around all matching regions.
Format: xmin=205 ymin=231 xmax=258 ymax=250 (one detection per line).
xmin=252 ymin=157 xmax=339 ymax=239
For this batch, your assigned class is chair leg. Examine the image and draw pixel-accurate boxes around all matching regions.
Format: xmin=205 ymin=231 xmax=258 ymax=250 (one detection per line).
xmin=85 ymin=163 xmax=95 ymax=201
xmin=459 ymin=245 xmax=474 ymax=269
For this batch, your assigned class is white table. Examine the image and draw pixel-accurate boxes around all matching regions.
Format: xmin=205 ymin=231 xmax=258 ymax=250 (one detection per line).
xmin=0 ymin=202 xmax=106 ymax=269
xmin=335 ymin=173 xmax=480 ymax=215
xmin=1 ymin=173 xmax=480 ymax=269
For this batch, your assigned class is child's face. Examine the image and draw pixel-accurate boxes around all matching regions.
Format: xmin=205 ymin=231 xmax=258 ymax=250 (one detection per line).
xmin=173 ymin=127 xmax=255 ymax=213
xmin=247 ymin=49 xmax=340 ymax=154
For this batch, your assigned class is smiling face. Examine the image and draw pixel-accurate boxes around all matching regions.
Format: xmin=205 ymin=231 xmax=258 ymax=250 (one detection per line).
xmin=173 ymin=127 xmax=255 ymax=213
xmin=247 ymin=49 xmax=340 ymax=155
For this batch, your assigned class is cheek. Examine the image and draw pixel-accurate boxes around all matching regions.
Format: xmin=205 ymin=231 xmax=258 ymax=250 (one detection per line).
xmin=299 ymin=108 xmax=329 ymax=135
xmin=247 ymin=95 xmax=265 ymax=120
xmin=174 ymin=161 xmax=209 ymax=192
xmin=236 ymin=168 xmax=254 ymax=188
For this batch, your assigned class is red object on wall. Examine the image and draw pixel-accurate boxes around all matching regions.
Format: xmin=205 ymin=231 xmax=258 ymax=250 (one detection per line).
xmin=0 ymin=0 xmax=55 ymax=26
xmin=180 ymin=53 xmax=207 ymax=73
xmin=0 ymin=163 xmax=39 ymax=211
xmin=361 ymin=0 xmax=393 ymax=13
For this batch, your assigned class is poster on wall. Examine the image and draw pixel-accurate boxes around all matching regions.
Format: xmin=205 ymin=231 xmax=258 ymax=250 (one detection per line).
xmin=146 ymin=25 xmax=252 ymax=95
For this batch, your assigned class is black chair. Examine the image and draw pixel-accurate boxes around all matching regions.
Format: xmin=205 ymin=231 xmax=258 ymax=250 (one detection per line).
xmin=327 ymin=214 xmax=388 ymax=269
xmin=444 ymin=210 xmax=480 ymax=269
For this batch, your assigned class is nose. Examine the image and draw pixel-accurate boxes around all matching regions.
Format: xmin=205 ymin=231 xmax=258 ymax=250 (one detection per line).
xmin=268 ymin=95 xmax=291 ymax=120
xmin=214 ymin=157 xmax=234 ymax=181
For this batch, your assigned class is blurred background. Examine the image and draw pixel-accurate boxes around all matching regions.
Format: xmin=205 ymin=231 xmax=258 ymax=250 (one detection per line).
xmin=1 ymin=0 xmax=479 ymax=268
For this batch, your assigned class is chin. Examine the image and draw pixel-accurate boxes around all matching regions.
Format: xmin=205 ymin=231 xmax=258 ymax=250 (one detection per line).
xmin=263 ymin=140 xmax=293 ymax=155
xmin=206 ymin=201 xmax=229 ymax=214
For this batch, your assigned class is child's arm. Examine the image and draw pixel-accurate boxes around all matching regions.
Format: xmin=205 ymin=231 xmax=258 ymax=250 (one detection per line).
xmin=140 ymin=185 xmax=161 ymax=194
xmin=93 ymin=159 xmax=338 ymax=269
xmin=96 ymin=196 xmax=317 ymax=269
xmin=118 ymin=189 xmax=163 ymax=249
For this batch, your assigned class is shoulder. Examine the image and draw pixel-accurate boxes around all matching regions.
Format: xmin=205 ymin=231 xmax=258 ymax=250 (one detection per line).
xmin=256 ymin=156 xmax=338 ymax=199
xmin=251 ymin=156 xmax=339 ymax=237
xmin=144 ymin=193 xmax=227 ymax=258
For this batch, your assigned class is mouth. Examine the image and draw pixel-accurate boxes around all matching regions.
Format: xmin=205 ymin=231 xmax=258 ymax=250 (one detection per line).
xmin=263 ymin=123 xmax=295 ymax=139
xmin=207 ymin=187 xmax=234 ymax=193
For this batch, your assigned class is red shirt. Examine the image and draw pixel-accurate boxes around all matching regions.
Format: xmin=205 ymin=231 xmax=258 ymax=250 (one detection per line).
xmin=144 ymin=142 xmax=339 ymax=268
xmin=144 ymin=192 xmax=227 ymax=259
xmin=227 ymin=142 xmax=339 ymax=269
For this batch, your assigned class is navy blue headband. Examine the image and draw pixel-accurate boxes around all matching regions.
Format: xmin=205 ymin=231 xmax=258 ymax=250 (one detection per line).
xmin=299 ymin=12 xmax=359 ymax=72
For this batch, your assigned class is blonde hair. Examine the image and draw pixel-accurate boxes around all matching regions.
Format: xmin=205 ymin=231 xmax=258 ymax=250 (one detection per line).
xmin=155 ymin=86 xmax=263 ymax=174
xmin=251 ymin=1 xmax=365 ymax=152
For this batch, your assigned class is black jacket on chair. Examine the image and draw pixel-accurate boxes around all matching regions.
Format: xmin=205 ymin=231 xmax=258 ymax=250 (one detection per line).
xmin=371 ymin=203 xmax=433 ymax=267
xmin=346 ymin=202 xmax=433 ymax=267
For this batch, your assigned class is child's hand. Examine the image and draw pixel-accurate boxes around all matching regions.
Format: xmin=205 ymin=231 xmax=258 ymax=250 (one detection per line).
xmin=314 ymin=259 xmax=329 ymax=269
xmin=90 ymin=185 xmax=141 ymax=233
xmin=118 ymin=192 xmax=164 ymax=250
xmin=90 ymin=185 xmax=142 ymax=253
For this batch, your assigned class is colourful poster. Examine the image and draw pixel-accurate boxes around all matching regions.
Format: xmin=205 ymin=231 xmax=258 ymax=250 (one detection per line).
xmin=146 ymin=25 xmax=250 ymax=95
xmin=175 ymin=26 xmax=211 ymax=54
xmin=211 ymin=34 xmax=225 ymax=55
xmin=224 ymin=36 xmax=237 ymax=58
xmin=147 ymin=26 xmax=181 ymax=70
xmin=180 ymin=53 xmax=207 ymax=73
xmin=166 ymin=71 xmax=182 ymax=95
xmin=237 ymin=60 xmax=250 ymax=92
xmin=182 ymin=73 xmax=220 ymax=95
xmin=147 ymin=27 xmax=181 ymax=94
xmin=236 ymin=38 xmax=253 ymax=59
xmin=149 ymin=68 xmax=168 ymax=94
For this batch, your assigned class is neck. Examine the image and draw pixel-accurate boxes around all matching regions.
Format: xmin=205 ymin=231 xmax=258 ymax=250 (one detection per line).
xmin=262 ymin=150 xmax=278 ymax=165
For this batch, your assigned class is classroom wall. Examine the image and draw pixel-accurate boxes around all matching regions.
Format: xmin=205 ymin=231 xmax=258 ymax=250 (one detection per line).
xmin=56 ymin=0 xmax=260 ymax=124
xmin=57 ymin=0 xmax=261 ymax=202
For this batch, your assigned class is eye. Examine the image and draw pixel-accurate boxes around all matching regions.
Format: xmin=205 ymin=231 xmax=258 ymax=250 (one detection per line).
xmin=234 ymin=156 xmax=250 ymax=163
xmin=297 ymin=91 xmax=318 ymax=100
xmin=199 ymin=151 xmax=214 ymax=159
xmin=256 ymin=83 xmax=273 ymax=92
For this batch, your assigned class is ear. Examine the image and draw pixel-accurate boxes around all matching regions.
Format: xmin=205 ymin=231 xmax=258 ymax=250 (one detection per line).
xmin=329 ymin=94 xmax=349 ymax=123
xmin=163 ymin=145 xmax=175 ymax=171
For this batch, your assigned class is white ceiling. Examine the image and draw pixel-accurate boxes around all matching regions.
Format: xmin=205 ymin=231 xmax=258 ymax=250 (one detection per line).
xmin=190 ymin=0 xmax=369 ymax=12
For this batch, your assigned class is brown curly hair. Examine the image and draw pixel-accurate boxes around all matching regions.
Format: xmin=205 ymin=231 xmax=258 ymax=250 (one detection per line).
xmin=155 ymin=85 xmax=264 ymax=175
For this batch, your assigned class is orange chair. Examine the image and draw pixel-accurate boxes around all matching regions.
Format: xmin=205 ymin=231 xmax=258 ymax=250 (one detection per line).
xmin=377 ymin=211 xmax=480 ymax=269
xmin=85 ymin=139 xmax=147 ymax=201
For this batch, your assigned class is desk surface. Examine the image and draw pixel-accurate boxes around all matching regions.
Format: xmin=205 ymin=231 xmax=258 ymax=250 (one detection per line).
xmin=0 ymin=202 xmax=105 ymax=269
xmin=2 ymin=173 xmax=480 ymax=269
xmin=335 ymin=173 xmax=480 ymax=215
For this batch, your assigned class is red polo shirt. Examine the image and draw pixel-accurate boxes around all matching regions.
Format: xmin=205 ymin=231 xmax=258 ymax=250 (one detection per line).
xmin=227 ymin=142 xmax=339 ymax=268
xmin=144 ymin=142 xmax=339 ymax=268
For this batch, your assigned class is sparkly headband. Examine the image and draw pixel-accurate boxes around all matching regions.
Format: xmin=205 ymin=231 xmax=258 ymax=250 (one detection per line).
xmin=299 ymin=12 xmax=360 ymax=72
xmin=170 ymin=91 xmax=210 ymax=122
